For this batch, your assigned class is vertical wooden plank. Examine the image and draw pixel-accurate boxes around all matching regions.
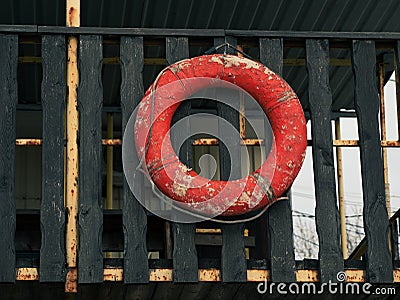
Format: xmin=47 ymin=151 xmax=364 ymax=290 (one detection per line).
xmin=214 ymin=36 xmax=247 ymax=283
xmin=391 ymin=220 xmax=399 ymax=261
xmin=78 ymin=35 xmax=104 ymax=283
xmin=40 ymin=35 xmax=66 ymax=282
xmin=0 ymin=34 xmax=18 ymax=283
xmin=306 ymin=39 xmax=344 ymax=282
xmin=166 ymin=37 xmax=199 ymax=283
xmin=120 ymin=36 xmax=149 ymax=284
xmin=395 ymin=41 xmax=400 ymax=139
xmin=352 ymin=40 xmax=393 ymax=282
xmin=259 ymin=38 xmax=296 ymax=282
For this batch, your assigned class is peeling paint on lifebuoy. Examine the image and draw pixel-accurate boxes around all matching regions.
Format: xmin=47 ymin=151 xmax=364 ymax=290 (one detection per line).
xmin=134 ymin=54 xmax=307 ymax=216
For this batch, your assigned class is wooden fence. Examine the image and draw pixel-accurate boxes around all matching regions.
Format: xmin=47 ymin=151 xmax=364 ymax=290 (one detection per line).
xmin=0 ymin=26 xmax=400 ymax=290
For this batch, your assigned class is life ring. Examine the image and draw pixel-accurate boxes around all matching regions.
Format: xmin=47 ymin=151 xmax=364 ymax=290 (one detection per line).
xmin=134 ymin=54 xmax=307 ymax=216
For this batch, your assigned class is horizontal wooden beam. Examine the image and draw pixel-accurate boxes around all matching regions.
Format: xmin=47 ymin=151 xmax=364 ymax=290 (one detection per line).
xmin=17 ymin=56 xmax=352 ymax=67
xmin=30 ymin=26 xmax=400 ymax=41
xmin=194 ymin=138 xmax=400 ymax=148
xmin=1 ymin=25 xmax=400 ymax=41
xmin=16 ymin=268 xmax=400 ymax=282
xmin=0 ymin=25 xmax=38 ymax=33
xmin=14 ymin=138 xmax=400 ymax=148
xmin=38 ymin=26 xmax=226 ymax=37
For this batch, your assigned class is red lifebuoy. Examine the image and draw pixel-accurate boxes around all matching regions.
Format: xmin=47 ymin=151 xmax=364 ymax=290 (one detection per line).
xmin=134 ymin=54 xmax=307 ymax=216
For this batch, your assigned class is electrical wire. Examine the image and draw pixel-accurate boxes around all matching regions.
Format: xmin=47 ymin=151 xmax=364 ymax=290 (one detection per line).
xmin=293 ymin=233 xmax=319 ymax=247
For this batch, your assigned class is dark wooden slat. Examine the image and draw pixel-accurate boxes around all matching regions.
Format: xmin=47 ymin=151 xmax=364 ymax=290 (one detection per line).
xmin=171 ymin=222 xmax=198 ymax=282
xmin=40 ymin=35 xmax=66 ymax=282
xmin=391 ymin=220 xmax=399 ymax=261
xmin=78 ymin=35 xmax=104 ymax=283
xmin=36 ymin=26 xmax=400 ymax=40
xmin=306 ymin=39 xmax=344 ymax=282
xmin=227 ymin=29 xmax=400 ymax=40
xmin=38 ymin=26 xmax=225 ymax=37
xmin=260 ymin=38 xmax=296 ymax=282
xmin=352 ymin=40 xmax=393 ymax=282
xmin=166 ymin=36 xmax=199 ymax=283
xmin=0 ymin=34 xmax=18 ymax=283
xmin=259 ymin=38 xmax=284 ymax=76
xmin=120 ymin=36 xmax=149 ymax=284
xmin=0 ymin=25 xmax=38 ymax=33
xmin=214 ymin=36 xmax=247 ymax=283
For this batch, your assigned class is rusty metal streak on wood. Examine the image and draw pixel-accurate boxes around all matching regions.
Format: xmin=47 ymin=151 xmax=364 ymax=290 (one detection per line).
xmin=66 ymin=1 xmax=80 ymax=27
xmin=65 ymin=0 xmax=80 ymax=293
xmin=335 ymin=120 xmax=348 ymax=259
xmin=308 ymin=139 xmax=400 ymax=147
xmin=105 ymin=114 xmax=113 ymax=258
xmin=150 ymin=269 xmax=173 ymax=282
xmin=15 ymin=139 xmax=42 ymax=146
xmin=106 ymin=113 xmax=113 ymax=210
xmin=237 ymin=45 xmax=246 ymax=139
xmin=331 ymin=139 xmax=358 ymax=146
xmin=239 ymin=94 xmax=245 ymax=139
xmin=193 ymin=138 xmax=219 ymax=145
xmin=198 ymin=269 xmax=221 ymax=282
xmin=192 ymin=138 xmax=264 ymax=146
xmin=99 ymin=134 xmax=400 ymax=149
xmin=102 ymin=138 xmax=122 ymax=145
xmin=381 ymin=140 xmax=400 ymax=147
xmin=379 ymin=63 xmax=391 ymax=218
xmin=103 ymin=268 xmax=123 ymax=282
xmin=18 ymin=268 xmax=400 ymax=283
xmin=65 ymin=35 xmax=79 ymax=292
xmin=16 ymin=268 xmax=39 ymax=281
xmin=14 ymin=139 xmax=139 ymax=147
xmin=65 ymin=268 xmax=77 ymax=293
xmin=195 ymin=228 xmax=222 ymax=234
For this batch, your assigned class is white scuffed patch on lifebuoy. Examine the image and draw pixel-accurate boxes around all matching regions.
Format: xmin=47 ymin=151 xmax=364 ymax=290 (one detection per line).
xmin=209 ymin=55 xmax=264 ymax=70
